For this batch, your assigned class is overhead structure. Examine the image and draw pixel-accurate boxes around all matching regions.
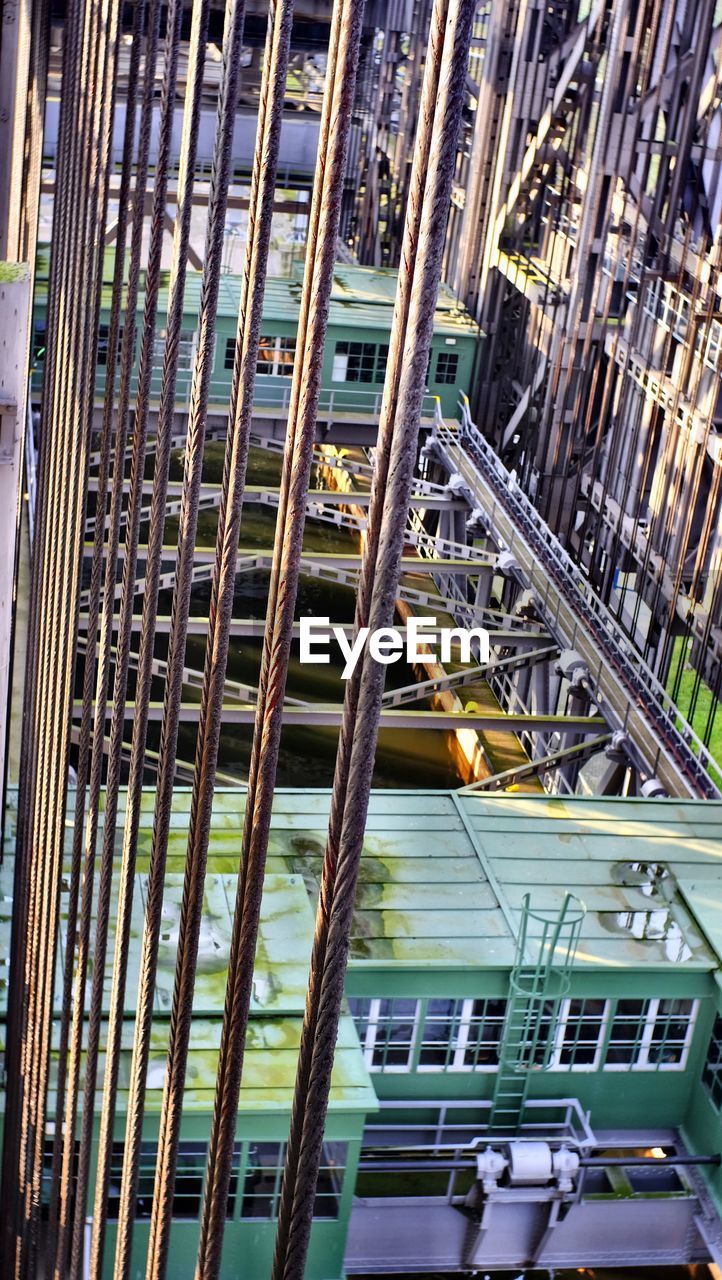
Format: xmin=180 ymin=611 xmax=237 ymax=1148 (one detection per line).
xmin=3 ymin=1 xmax=722 ymax=1279
xmin=357 ymin=0 xmax=722 ymax=753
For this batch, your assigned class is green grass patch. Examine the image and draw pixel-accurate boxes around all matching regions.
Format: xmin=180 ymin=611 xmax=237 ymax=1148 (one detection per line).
xmin=666 ymin=635 xmax=722 ymax=772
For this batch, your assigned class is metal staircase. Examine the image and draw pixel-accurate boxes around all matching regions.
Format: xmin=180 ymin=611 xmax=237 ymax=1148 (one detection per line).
xmin=489 ymin=892 xmax=585 ymax=1133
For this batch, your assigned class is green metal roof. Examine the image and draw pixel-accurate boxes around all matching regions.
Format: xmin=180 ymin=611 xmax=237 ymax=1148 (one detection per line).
xmin=115 ymin=788 xmax=722 ymax=973
xmin=155 ymin=265 xmax=480 ymax=335
xmin=33 ymin=252 xmax=481 ymax=338
xmin=0 ymin=792 xmax=376 ymax=1117
xmin=5 ymin=786 xmax=722 ymax=1115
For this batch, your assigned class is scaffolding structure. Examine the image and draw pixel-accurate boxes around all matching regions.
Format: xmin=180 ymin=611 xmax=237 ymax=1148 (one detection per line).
xmin=3 ymin=1 xmax=722 ymax=1278
xmin=355 ymin=0 xmax=722 ymax=748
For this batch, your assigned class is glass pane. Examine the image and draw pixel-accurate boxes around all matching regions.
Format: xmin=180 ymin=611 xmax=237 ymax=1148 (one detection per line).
xmin=418 ymin=998 xmax=460 ymax=1068
xmin=464 ymin=998 xmax=506 ymax=1067
xmin=242 ymin=1142 xmax=284 ymax=1219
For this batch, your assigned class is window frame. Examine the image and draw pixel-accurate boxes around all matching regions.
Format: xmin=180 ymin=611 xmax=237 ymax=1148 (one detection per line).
xmin=256 ymin=334 xmax=296 ymax=377
xmin=352 ymin=997 xmax=421 ymax=1073
xmin=603 ymin=996 xmax=698 ymax=1072
xmin=332 ymin=340 xmax=387 ymax=384
xmin=702 ymin=1012 xmax=722 ymax=1111
xmin=546 ymin=997 xmax=610 ymax=1072
xmin=434 ymin=350 xmax=459 ymax=385
xmin=153 ymin=327 xmax=196 ymax=372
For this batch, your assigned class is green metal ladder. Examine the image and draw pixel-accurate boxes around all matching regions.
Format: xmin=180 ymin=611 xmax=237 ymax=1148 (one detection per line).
xmin=489 ymin=892 xmax=585 ymax=1134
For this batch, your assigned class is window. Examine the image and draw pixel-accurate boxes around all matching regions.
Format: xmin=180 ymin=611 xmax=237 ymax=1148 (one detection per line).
xmin=256 ymin=335 xmax=296 ymax=376
xmin=97 ymin=322 xmax=124 ymax=367
xmin=350 ymin=997 xmax=505 ymax=1072
xmin=332 ymin=341 xmax=387 ymax=383
xmin=241 ymin=1141 xmax=345 ymax=1219
xmin=417 ymin=998 xmax=461 ymax=1069
xmin=604 ymin=997 xmax=697 ymax=1070
xmin=605 ymin=999 xmax=651 ymax=1067
xmin=551 ymin=998 xmax=609 ymax=1070
xmin=349 ymin=997 xmax=420 ymax=1071
xmin=173 ymin=1141 xmax=207 ymax=1217
xmin=648 ymin=998 xmax=697 ymax=1066
xmin=460 ymin=999 xmax=507 ymax=1069
xmin=153 ymin=328 xmax=195 ymax=371
xmin=106 ymin=1141 xmax=205 ymax=1219
xmin=224 ymin=336 xmax=236 ymax=371
xmin=107 ymin=1142 xmax=157 ymax=1220
xmin=435 ymin=351 xmax=459 ymax=385
xmin=699 ymin=319 xmax=722 ymax=373
xmin=242 ymin=1142 xmax=284 ymax=1218
xmin=702 ymin=1014 xmax=722 ymax=1111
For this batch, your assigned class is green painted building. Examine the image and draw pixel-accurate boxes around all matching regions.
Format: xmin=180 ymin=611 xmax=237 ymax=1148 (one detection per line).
xmin=30 ymin=261 xmax=481 ymax=419
xmin=5 ymin=787 xmax=722 ymax=1273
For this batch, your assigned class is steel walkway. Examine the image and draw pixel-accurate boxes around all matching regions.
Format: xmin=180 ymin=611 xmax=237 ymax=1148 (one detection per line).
xmin=429 ymin=399 xmax=720 ymax=799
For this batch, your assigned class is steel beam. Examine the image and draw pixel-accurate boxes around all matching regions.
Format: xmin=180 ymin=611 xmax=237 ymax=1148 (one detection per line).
xmin=70 ymin=701 xmax=607 ymax=731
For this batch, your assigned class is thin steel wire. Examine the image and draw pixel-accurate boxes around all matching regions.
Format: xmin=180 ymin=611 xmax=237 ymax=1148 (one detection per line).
xmin=110 ymin=0 xmax=216 ymax=1270
xmin=55 ymin=0 xmax=165 ymax=1268
xmin=6 ymin=0 xmax=122 ymax=1267
xmin=188 ymin=6 xmax=295 ymax=1275
xmin=46 ymin=0 xmax=149 ymax=1255
xmin=91 ymin=1 xmax=213 ymax=1274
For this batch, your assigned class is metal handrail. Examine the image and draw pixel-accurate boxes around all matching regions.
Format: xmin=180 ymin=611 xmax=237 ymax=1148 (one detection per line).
xmin=441 ymin=393 xmax=721 ymax=796
xmin=90 ymin=370 xmax=440 ymax=420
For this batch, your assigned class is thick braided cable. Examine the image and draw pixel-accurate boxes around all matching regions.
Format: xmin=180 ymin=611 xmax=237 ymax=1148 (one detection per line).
xmin=20 ymin=0 xmax=120 ymax=1269
xmin=187 ymin=5 xmax=294 ymax=1275
xmin=0 ymin=0 xmax=82 ymax=1261
xmin=90 ymin=0 xmax=214 ymax=1274
xmin=141 ymin=0 xmax=270 ymax=1272
xmin=45 ymin=0 xmax=148 ymax=1252
xmin=226 ymin=10 xmax=363 ymax=1172
xmin=272 ymin=15 xmax=448 ymax=1259
xmin=273 ymin=6 xmax=476 ymax=1278
xmin=238 ymin=0 xmax=343 ymax=846
xmin=110 ymin=2 xmax=214 ymax=1275
xmin=51 ymin=0 xmax=161 ymax=1261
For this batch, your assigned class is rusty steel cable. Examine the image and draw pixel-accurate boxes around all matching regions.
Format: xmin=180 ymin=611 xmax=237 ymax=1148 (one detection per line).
xmin=272 ymin=0 xmax=452 ymax=1266
xmin=271 ymin=4 xmax=476 ymax=1277
xmin=109 ymin=0 xmax=215 ymax=1272
xmin=16 ymin=2 xmax=91 ymax=1220
xmin=45 ymin=0 xmax=150 ymax=1254
xmin=0 ymin=0 xmax=82 ymax=1252
xmin=10 ymin=0 xmax=122 ymax=1269
xmin=24 ymin=0 xmax=118 ymax=1264
xmin=54 ymin=0 xmax=185 ymax=1267
xmin=192 ymin=2 xmax=366 ymax=1270
xmin=136 ymin=0 xmax=304 ymax=1266
xmin=53 ymin=0 xmax=166 ymax=1271
xmin=186 ymin=5 xmax=295 ymax=1275
xmin=91 ymin=0 xmax=216 ymax=1275
xmin=65 ymin=0 xmax=167 ymax=1259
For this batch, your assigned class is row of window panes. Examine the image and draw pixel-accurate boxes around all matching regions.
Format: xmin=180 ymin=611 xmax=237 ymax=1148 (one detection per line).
xmin=34 ymin=324 xmax=461 ymax=391
xmin=347 ymin=996 xmax=698 ymax=1073
xmin=331 ymin=341 xmax=388 ymax=383
xmin=703 ymin=1013 xmax=722 ymax=1111
xmin=103 ymin=1140 xmax=346 ymax=1221
xmin=642 ymin=279 xmax=691 ymax=340
xmin=694 ymin=318 xmax=722 ymax=373
xmin=640 ymin=281 xmax=722 ymax=373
